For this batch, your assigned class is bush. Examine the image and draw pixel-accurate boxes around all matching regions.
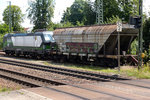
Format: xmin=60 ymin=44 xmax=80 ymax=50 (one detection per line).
xmin=0 ymin=23 xmax=9 ymax=50
xmin=0 ymin=34 xmax=5 ymax=50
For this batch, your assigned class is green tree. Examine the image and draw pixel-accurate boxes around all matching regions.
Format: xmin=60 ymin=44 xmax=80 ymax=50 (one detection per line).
xmin=61 ymin=0 xmax=121 ymax=25
xmin=61 ymin=0 xmax=95 ymax=26
xmin=61 ymin=0 xmax=139 ymax=26
xmin=99 ymin=0 xmax=121 ymax=22
xmin=48 ymin=21 xmax=74 ymax=30
xmin=105 ymin=15 xmax=121 ymax=24
xmin=118 ymin=0 xmax=138 ymax=22
xmin=27 ymin=0 xmax=55 ymax=30
xmin=61 ymin=7 xmax=71 ymax=24
xmin=83 ymin=0 xmax=96 ymax=25
xmin=3 ymin=5 xmax=24 ymax=31
xmin=0 ymin=23 xmax=9 ymax=49
xmin=97 ymin=0 xmax=138 ymax=23
xmin=143 ymin=18 xmax=150 ymax=50
xmin=0 ymin=23 xmax=9 ymax=34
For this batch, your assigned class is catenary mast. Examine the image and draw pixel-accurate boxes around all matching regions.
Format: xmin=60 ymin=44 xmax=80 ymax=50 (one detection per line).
xmin=96 ymin=0 xmax=103 ymax=24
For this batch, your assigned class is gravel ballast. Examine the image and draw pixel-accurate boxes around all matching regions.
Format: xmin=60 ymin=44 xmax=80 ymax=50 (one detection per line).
xmin=0 ymin=55 xmax=99 ymax=90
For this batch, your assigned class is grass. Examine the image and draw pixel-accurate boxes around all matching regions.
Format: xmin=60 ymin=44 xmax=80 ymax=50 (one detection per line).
xmin=0 ymin=87 xmax=12 ymax=93
xmin=43 ymin=61 xmax=150 ymax=79
xmin=0 ymin=85 xmax=21 ymax=93
xmin=119 ymin=64 xmax=150 ymax=79
xmin=44 ymin=61 xmax=115 ymax=72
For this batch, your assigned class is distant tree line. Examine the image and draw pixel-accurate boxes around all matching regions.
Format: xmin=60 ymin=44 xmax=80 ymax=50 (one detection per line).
xmin=0 ymin=0 xmax=140 ymax=31
xmin=60 ymin=0 xmax=139 ymax=26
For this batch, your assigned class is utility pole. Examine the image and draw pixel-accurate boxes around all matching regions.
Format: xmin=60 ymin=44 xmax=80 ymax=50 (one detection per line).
xmin=96 ymin=0 xmax=103 ymax=24
xmin=8 ymin=1 xmax=12 ymax=32
xmin=138 ymin=0 xmax=143 ymax=69
xmin=117 ymin=21 xmax=122 ymax=71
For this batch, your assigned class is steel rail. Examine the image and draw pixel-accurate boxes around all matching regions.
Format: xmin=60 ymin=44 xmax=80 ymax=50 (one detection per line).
xmin=0 ymin=68 xmax=66 ymax=87
xmin=0 ymin=58 xmax=129 ymax=81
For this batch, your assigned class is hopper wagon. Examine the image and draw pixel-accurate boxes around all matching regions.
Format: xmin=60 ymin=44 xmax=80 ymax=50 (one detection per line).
xmin=53 ymin=24 xmax=138 ymax=66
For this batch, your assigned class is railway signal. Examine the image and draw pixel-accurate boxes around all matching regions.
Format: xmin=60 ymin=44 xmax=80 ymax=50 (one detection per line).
xmin=129 ymin=0 xmax=143 ymax=69
xmin=129 ymin=16 xmax=141 ymax=28
xmin=137 ymin=17 xmax=142 ymax=28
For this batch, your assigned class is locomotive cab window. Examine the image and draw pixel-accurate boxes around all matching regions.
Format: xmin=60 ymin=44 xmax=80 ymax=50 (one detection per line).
xmin=44 ymin=34 xmax=55 ymax=42
xmin=7 ymin=37 xmax=11 ymax=42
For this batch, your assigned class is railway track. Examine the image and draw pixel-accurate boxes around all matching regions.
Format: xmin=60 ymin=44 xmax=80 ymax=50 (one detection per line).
xmin=0 ymin=58 xmax=129 ymax=82
xmin=0 ymin=67 xmax=65 ymax=88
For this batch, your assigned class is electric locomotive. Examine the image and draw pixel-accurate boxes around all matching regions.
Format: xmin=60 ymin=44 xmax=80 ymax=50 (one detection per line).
xmin=3 ymin=31 xmax=57 ymax=58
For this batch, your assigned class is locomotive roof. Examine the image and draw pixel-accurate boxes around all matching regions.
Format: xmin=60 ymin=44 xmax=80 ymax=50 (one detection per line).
xmin=4 ymin=33 xmax=33 ymax=37
xmin=4 ymin=31 xmax=53 ymax=37
xmin=13 ymin=33 xmax=29 ymax=36
xmin=35 ymin=31 xmax=53 ymax=35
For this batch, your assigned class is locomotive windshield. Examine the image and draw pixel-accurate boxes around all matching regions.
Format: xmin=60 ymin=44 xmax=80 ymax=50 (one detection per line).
xmin=44 ymin=34 xmax=55 ymax=42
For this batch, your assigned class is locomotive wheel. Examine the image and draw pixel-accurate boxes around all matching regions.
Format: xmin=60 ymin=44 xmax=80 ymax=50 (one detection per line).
xmin=5 ymin=51 xmax=10 ymax=55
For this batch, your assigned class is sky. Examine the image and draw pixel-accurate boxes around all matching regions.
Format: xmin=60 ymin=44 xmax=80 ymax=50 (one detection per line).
xmin=0 ymin=0 xmax=150 ymax=28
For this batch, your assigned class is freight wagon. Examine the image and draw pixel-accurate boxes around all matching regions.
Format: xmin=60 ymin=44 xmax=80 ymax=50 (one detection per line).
xmin=53 ymin=24 xmax=138 ymax=66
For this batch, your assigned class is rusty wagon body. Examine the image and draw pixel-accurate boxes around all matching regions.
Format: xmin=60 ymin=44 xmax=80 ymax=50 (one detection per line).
xmin=53 ymin=24 xmax=138 ymax=59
